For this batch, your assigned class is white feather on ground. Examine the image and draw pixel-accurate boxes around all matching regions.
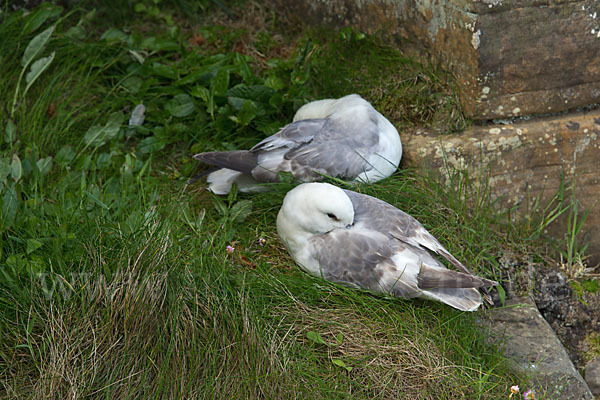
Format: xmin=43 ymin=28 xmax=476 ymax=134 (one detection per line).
xmin=193 ymin=94 xmax=402 ymax=194
xmin=276 ymin=182 xmax=498 ymax=311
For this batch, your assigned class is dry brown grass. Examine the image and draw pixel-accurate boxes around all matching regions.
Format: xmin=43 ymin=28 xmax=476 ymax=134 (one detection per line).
xmin=269 ymin=298 xmax=485 ymax=399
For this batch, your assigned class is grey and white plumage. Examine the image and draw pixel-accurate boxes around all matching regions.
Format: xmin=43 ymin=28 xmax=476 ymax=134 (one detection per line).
xmin=276 ymin=183 xmax=498 ymax=311
xmin=193 ymin=94 xmax=402 ymax=194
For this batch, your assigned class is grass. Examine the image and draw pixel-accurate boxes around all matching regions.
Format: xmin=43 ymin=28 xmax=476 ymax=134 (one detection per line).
xmin=305 ymin=27 xmax=468 ymax=134
xmin=0 ymin=1 xmax=564 ymax=398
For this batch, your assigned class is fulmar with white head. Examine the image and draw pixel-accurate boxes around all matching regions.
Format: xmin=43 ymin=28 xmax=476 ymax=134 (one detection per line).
xmin=193 ymin=94 xmax=402 ymax=194
xmin=276 ymin=183 xmax=498 ymax=311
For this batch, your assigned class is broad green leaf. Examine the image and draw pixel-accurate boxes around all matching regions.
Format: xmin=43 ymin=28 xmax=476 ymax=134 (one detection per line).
xmin=230 ymin=200 xmax=252 ymax=224
xmin=81 ymin=8 xmax=97 ymax=23
xmin=121 ymin=76 xmax=144 ymax=93
xmin=141 ymin=37 xmax=179 ymax=52
xmin=100 ymin=28 xmax=129 ymax=42
xmin=335 ymin=332 xmax=343 ymax=345
xmin=269 ymin=92 xmax=284 ymax=108
xmin=22 ymin=25 xmax=55 ymax=67
xmin=210 ymin=68 xmax=230 ymax=97
xmin=237 ymin=100 xmax=258 ymax=126
xmin=24 ymin=51 xmax=55 ymax=95
xmin=137 ymin=136 xmax=166 ymax=154
xmin=165 ymin=94 xmax=195 ymax=117
xmin=65 ymin=26 xmax=86 ymax=40
xmin=265 ymin=75 xmax=284 ymax=90
xmin=55 ymin=145 xmax=76 ymax=166
xmin=227 ymin=96 xmax=244 ymax=110
xmin=151 ymin=62 xmax=178 ymax=79
xmin=96 ymin=153 xmax=112 ymax=170
xmin=22 ymin=4 xmax=62 ymax=35
xmin=0 ymin=158 xmax=10 ymax=184
xmin=175 ymin=57 xmax=229 ymax=86
xmin=332 ymin=359 xmax=352 ymax=372
xmin=146 ymin=5 xmax=160 ymax=17
xmin=82 ymin=125 xmax=103 ymax=148
xmin=2 ymin=184 xmax=19 ymax=228
xmin=227 ymin=84 xmax=274 ymax=103
xmin=36 ymin=157 xmax=53 ymax=176
xmin=10 ymin=155 xmax=22 ymax=183
xmin=306 ymin=331 xmax=327 ymax=345
xmin=5 ymin=120 xmax=16 ymax=143
xmin=26 ymin=239 xmax=43 ymax=255
xmin=83 ymin=112 xmax=124 ymax=148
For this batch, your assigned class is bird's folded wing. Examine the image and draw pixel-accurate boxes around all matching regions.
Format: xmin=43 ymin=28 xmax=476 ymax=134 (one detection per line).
xmin=253 ymin=117 xmax=382 ymax=181
xmin=343 ymin=190 xmax=476 ymax=276
xmin=251 ymin=119 xmax=324 ymax=151
xmin=309 ymin=230 xmax=419 ymax=297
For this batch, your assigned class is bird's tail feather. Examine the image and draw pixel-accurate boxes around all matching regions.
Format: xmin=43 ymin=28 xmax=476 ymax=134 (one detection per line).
xmin=418 ymin=264 xmax=498 ymax=289
xmin=418 ymin=264 xmax=498 ymax=311
xmin=193 ymin=150 xmax=258 ymax=174
xmin=205 ymin=168 xmax=267 ymax=195
xmin=422 ymin=287 xmax=483 ymax=312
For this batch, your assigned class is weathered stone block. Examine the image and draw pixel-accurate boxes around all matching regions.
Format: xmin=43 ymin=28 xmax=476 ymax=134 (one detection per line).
xmin=402 ymin=109 xmax=600 ymax=265
xmin=486 ymin=297 xmax=594 ymax=400
xmin=585 ymin=356 xmax=600 ymax=396
xmin=281 ymin=0 xmax=600 ymax=120
xmin=484 ymin=296 xmax=594 ymax=399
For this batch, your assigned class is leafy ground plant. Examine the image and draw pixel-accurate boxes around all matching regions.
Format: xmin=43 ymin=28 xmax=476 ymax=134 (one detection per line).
xmin=0 ymin=1 xmax=543 ymax=399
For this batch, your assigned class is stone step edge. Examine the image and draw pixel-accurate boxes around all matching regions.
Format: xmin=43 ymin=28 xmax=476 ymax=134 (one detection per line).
xmin=483 ymin=295 xmax=594 ymax=399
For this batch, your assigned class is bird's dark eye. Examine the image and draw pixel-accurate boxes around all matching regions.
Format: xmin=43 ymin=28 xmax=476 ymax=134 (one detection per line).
xmin=326 ymin=213 xmax=339 ymax=221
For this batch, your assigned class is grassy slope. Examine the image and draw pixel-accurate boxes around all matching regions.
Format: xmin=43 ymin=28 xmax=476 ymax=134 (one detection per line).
xmin=0 ymin=2 xmax=532 ymax=398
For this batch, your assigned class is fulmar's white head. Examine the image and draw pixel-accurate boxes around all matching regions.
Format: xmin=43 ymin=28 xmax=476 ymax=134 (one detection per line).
xmin=277 ymin=183 xmax=354 ymax=253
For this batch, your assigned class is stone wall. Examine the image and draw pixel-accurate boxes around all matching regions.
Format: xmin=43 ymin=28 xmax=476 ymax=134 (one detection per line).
xmin=282 ymin=0 xmax=600 ymax=120
xmin=402 ymin=109 xmax=600 ymax=265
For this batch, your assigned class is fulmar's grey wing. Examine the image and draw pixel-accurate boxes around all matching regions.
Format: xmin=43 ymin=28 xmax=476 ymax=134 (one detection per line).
xmin=343 ymin=190 xmax=496 ymax=304
xmin=282 ymin=111 xmax=382 ymax=180
xmin=309 ymin=228 xmax=492 ymax=308
xmin=343 ymin=190 xmax=477 ymax=276
xmin=251 ymin=112 xmax=383 ymax=182
xmin=248 ymin=119 xmax=324 ymax=182
xmin=251 ymin=118 xmax=324 ymax=152
xmin=309 ymin=229 xmax=422 ymax=298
